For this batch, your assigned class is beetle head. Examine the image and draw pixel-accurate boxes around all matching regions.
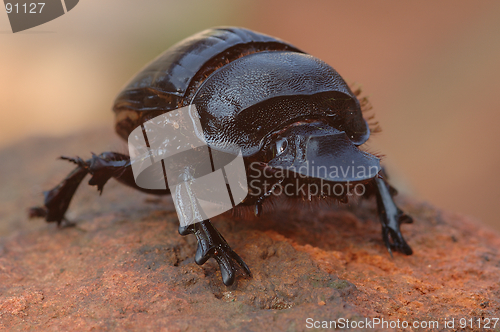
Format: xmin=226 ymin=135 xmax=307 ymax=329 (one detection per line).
xmin=264 ymin=121 xmax=380 ymax=183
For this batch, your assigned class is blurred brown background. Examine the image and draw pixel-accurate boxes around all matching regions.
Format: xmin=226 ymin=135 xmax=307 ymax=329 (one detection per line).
xmin=1 ymin=0 xmax=499 ymax=230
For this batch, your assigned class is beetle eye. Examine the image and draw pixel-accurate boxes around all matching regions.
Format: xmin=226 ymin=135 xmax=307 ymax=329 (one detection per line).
xmin=274 ymin=138 xmax=288 ymax=157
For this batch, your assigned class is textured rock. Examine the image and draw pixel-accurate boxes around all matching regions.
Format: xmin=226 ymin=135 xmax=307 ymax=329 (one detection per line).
xmin=1 ymin=129 xmax=500 ymax=331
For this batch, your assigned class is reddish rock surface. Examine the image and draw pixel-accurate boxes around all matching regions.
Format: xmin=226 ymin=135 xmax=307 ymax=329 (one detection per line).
xmin=1 ymin=129 xmax=500 ymax=331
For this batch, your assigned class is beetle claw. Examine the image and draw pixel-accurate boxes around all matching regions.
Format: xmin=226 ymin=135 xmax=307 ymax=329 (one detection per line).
xmin=373 ymin=176 xmax=413 ymax=256
xmin=179 ymin=220 xmax=250 ymax=286
xmin=382 ymin=223 xmax=413 ymax=256
xmin=28 ymin=206 xmax=48 ymax=219
xmin=58 ymin=217 xmax=77 ymax=228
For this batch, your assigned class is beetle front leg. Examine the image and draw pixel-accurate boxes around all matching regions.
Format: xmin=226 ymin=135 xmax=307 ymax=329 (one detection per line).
xmin=179 ymin=220 xmax=251 ymax=286
xmin=29 ymin=162 xmax=89 ymax=225
xmin=29 ymin=152 xmax=169 ymax=225
xmin=371 ymin=176 xmax=413 ymax=256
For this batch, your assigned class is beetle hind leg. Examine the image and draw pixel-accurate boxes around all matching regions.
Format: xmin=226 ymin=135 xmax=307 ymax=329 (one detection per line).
xmin=371 ymin=176 xmax=413 ymax=256
xmin=179 ymin=220 xmax=251 ymax=286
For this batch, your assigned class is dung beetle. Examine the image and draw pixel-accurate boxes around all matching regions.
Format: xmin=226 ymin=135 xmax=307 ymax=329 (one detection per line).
xmin=30 ymin=27 xmax=413 ymax=286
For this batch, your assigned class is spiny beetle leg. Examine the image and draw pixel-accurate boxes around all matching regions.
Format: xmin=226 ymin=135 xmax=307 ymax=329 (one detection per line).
xmin=29 ymin=164 xmax=89 ymax=225
xmin=179 ymin=220 xmax=251 ymax=286
xmin=373 ymin=176 xmax=413 ymax=256
xmin=29 ymin=152 xmax=168 ymax=225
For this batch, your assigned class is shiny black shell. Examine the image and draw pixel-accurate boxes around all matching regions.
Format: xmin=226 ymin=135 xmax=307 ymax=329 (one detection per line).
xmin=113 ymin=27 xmax=369 ymax=156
